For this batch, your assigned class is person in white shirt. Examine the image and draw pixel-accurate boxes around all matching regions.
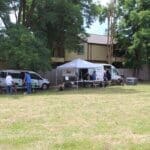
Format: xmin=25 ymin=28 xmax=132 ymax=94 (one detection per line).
xmin=5 ymin=73 xmax=13 ymax=94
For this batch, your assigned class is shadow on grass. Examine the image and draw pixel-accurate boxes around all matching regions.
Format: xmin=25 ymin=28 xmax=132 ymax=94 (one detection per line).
xmin=0 ymin=85 xmax=142 ymax=99
xmin=35 ymin=85 xmax=140 ymax=96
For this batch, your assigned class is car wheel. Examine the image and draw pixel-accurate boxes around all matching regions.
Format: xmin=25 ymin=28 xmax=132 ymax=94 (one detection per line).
xmin=42 ymin=84 xmax=48 ymax=90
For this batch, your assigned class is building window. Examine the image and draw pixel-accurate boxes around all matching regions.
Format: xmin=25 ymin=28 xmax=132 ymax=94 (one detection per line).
xmin=77 ymin=44 xmax=84 ymax=55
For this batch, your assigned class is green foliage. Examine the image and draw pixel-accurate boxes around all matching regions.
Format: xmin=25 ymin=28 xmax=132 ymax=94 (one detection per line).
xmin=97 ymin=5 xmax=107 ymax=24
xmin=30 ymin=0 xmax=98 ymax=56
xmin=0 ymin=0 xmax=12 ymax=28
xmin=0 ymin=0 xmax=98 ymax=68
xmin=97 ymin=0 xmax=150 ymax=70
xmin=0 ymin=25 xmax=51 ymax=71
xmin=116 ymin=0 xmax=150 ymax=69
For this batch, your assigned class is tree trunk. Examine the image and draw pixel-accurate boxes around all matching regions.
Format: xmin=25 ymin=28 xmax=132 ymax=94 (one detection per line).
xmin=25 ymin=0 xmax=36 ymax=27
xmin=18 ymin=0 xmax=23 ymax=24
xmin=22 ymin=0 xmax=26 ymax=25
xmin=107 ymin=13 xmax=110 ymax=64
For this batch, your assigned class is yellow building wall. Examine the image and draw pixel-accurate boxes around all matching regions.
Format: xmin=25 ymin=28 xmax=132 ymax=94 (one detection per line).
xmin=90 ymin=44 xmax=108 ymax=62
xmin=65 ymin=43 xmax=108 ymax=62
xmin=52 ymin=43 xmax=124 ymax=64
xmin=65 ymin=43 xmax=88 ymax=61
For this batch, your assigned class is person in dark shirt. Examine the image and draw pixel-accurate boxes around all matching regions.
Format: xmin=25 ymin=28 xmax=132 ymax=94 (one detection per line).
xmin=106 ymin=69 xmax=111 ymax=86
xmin=106 ymin=70 xmax=111 ymax=81
xmin=92 ymin=71 xmax=96 ymax=80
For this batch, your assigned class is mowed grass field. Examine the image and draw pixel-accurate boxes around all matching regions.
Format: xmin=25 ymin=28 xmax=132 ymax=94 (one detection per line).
xmin=0 ymin=83 xmax=150 ymax=150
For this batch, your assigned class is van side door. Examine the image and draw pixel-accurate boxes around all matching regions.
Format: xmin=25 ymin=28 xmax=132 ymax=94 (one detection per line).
xmin=10 ymin=72 xmax=23 ymax=88
xmin=30 ymin=73 xmax=42 ymax=88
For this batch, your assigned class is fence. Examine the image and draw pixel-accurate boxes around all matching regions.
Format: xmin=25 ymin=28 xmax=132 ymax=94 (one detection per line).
xmin=118 ymin=65 xmax=150 ymax=81
xmin=39 ymin=69 xmax=63 ymax=86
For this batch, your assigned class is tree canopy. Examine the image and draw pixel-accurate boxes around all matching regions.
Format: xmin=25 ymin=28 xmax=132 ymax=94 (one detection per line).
xmin=0 ymin=25 xmax=51 ymax=71
xmin=116 ymin=0 xmax=150 ymax=69
xmin=0 ymin=0 xmax=98 ymax=70
xmin=25 ymin=0 xmax=98 ymax=57
xmin=97 ymin=0 xmax=150 ymax=71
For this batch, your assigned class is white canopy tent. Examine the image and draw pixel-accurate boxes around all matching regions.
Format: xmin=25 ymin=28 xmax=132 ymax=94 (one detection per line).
xmin=56 ymin=58 xmax=101 ymax=87
xmin=57 ymin=58 xmax=100 ymax=69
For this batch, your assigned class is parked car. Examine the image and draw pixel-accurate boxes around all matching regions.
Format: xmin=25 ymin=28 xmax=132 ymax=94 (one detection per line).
xmin=0 ymin=70 xmax=50 ymax=90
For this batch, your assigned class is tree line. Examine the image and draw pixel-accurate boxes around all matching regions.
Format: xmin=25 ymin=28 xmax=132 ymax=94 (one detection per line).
xmin=0 ymin=0 xmax=149 ymax=73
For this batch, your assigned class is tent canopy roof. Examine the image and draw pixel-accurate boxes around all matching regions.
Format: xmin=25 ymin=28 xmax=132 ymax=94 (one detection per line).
xmin=57 ymin=58 xmax=100 ymax=69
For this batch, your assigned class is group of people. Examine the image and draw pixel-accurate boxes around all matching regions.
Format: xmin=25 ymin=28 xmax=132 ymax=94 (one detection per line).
xmin=83 ymin=71 xmax=96 ymax=81
xmin=85 ymin=69 xmax=111 ymax=82
xmin=5 ymin=72 xmax=32 ymax=94
xmin=92 ymin=69 xmax=111 ymax=81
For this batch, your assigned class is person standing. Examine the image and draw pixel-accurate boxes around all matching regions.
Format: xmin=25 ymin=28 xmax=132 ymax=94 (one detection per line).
xmin=5 ymin=73 xmax=13 ymax=94
xmin=24 ymin=72 xmax=32 ymax=94
xmin=106 ymin=69 xmax=111 ymax=85
xmin=106 ymin=69 xmax=111 ymax=81
xmin=103 ymin=68 xmax=107 ymax=81
xmin=92 ymin=71 xmax=96 ymax=80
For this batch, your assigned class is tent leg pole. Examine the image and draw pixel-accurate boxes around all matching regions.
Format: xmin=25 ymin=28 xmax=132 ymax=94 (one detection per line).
xmin=56 ymin=70 xmax=57 ymax=87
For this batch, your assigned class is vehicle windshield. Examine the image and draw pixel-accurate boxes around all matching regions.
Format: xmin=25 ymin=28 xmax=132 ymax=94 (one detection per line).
xmin=113 ymin=68 xmax=119 ymax=75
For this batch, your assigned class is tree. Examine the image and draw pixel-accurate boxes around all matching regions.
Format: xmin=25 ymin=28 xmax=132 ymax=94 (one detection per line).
xmin=0 ymin=0 xmax=98 ymax=56
xmin=98 ymin=1 xmax=117 ymax=64
xmin=0 ymin=0 xmax=12 ymax=28
xmin=0 ymin=25 xmax=51 ymax=71
xmin=28 ymin=0 xmax=98 ymax=57
xmin=97 ymin=0 xmax=150 ymax=74
xmin=116 ymin=0 xmax=150 ymax=75
xmin=0 ymin=0 xmax=99 ymax=69
xmin=0 ymin=0 xmax=51 ymax=71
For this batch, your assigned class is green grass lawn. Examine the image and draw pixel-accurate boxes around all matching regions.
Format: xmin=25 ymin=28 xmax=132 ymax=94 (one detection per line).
xmin=0 ymin=84 xmax=150 ymax=150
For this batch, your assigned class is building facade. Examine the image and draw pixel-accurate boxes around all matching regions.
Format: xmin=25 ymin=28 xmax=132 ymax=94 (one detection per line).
xmin=52 ymin=34 xmax=124 ymax=68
